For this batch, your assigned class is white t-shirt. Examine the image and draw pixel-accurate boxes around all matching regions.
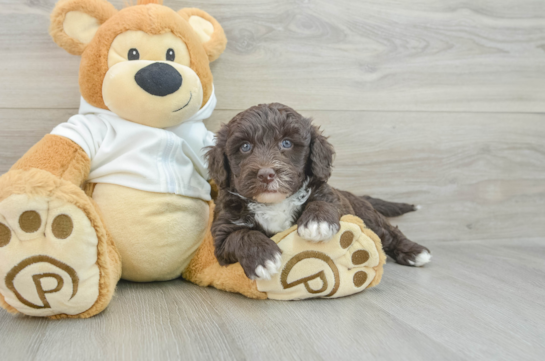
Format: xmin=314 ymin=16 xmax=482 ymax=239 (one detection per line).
xmin=51 ymin=90 xmax=217 ymax=201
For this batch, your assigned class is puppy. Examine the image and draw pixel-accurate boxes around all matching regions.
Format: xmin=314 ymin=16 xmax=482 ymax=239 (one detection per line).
xmin=206 ymin=103 xmax=430 ymax=280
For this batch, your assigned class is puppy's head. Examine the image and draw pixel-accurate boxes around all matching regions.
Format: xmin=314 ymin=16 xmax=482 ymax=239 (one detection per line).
xmin=207 ymin=103 xmax=334 ymax=204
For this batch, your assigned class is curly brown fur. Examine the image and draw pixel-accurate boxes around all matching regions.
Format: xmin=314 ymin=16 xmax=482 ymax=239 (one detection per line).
xmin=206 ymin=103 xmax=430 ymax=279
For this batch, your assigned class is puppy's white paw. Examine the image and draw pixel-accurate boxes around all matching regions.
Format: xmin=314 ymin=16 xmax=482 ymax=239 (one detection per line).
xmin=408 ymin=250 xmax=432 ymax=266
xmin=253 ymin=253 xmax=282 ymax=281
xmin=298 ymin=221 xmax=340 ymax=242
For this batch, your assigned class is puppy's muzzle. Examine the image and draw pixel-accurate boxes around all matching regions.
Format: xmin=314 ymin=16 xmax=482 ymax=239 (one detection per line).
xmin=134 ymin=62 xmax=182 ymax=97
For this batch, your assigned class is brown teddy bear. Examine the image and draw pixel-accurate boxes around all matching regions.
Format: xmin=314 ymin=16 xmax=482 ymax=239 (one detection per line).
xmin=0 ymin=0 xmax=385 ymax=319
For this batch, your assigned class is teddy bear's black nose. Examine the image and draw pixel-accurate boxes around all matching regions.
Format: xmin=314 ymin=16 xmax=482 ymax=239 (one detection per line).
xmin=134 ymin=62 xmax=182 ymax=97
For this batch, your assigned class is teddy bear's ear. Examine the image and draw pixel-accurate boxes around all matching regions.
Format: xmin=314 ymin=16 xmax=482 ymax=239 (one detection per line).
xmin=50 ymin=0 xmax=118 ymax=56
xmin=178 ymin=8 xmax=227 ymax=62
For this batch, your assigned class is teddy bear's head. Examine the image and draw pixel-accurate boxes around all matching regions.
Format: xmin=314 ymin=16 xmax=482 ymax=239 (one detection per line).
xmin=49 ymin=0 xmax=226 ymax=128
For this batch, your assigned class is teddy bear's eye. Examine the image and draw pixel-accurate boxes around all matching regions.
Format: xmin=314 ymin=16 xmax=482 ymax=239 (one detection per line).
xmin=166 ymin=48 xmax=175 ymax=61
xmin=128 ymin=48 xmax=140 ymax=61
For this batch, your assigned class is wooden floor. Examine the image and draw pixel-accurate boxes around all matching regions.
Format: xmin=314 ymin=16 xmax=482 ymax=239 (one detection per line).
xmin=0 ymin=0 xmax=544 ymax=360
xmin=1 ymin=239 xmax=544 ymax=361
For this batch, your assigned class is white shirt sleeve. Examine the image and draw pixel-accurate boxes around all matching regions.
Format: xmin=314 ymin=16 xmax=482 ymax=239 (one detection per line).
xmin=204 ymin=130 xmax=216 ymax=148
xmin=201 ymin=130 xmax=217 ymax=180
xmin=50 ymin=114 xmax=108 ymax=160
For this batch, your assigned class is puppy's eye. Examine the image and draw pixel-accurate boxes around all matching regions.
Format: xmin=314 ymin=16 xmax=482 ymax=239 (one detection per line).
xmin=281 ymin=139 xmax=293 ymax=149
xmin=240 ymin=142 xmax=253 ymax=153
xmin=128 ymin=48 xmax=140 ymax=60
xmin=166 ymin=48 xmax=175 ymax=61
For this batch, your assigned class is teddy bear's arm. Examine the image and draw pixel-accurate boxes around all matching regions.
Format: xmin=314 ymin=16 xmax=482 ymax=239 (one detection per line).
xmin=10 ymin=134 xmax=90 ymax=187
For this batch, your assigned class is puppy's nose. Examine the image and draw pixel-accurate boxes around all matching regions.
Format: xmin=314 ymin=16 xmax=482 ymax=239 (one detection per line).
xmin=134 ymin=62 xmax=182 ymax=97
xmin=258 ymin=168 xmax=276 ymax=184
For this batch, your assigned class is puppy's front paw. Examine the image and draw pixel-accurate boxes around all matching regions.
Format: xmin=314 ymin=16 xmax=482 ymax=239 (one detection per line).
xmin=238 ymin=233 xmax=282 ymax=281
xmin=254 ymin=253 xmax=282 ymax=281
xmin=297 ymin=202 xmax=341 ymax=242
xmin=298 ymin=221 xmax=340 ymax=242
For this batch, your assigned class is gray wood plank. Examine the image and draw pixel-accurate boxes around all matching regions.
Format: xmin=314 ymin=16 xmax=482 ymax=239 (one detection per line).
xmin=1 ymin=108 xmax=544 ymax=244
xmin=0 ymin=0 xmax=544 ymax=112
xmin=207 ymin=110 xmax=545 ymax=244
xmin=0 ymin=1 xmax=544 ymax=360
xmin=1 ymin=239 xmax=544 ymax=361
xmin=202 ymin=284 xmax=465 ymax=361
xmin=367 ymin=240 xmax=545 ymax=361
xmin=0 ymin=108 xmax=77 ymax=173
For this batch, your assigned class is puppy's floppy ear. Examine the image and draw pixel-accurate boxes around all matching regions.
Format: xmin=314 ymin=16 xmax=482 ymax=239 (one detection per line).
xmin=206 ymin=125 xmax=230 ymax=189
xmin=178 ymin=8 xmax=227 ymax=62
xmin=308 ymin=125 xmax=335 ymax=183
xmin=50 ymin=0 xmax=117 ymax=56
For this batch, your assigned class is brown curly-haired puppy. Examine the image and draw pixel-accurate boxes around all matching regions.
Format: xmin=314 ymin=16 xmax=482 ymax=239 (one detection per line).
xmin=206 ymin=103 xmax=431 ymax=280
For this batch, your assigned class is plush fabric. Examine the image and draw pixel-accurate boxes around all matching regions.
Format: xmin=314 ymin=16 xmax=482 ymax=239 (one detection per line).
xmin=102 ymin=59 xmax=204 ymax=126
xmin=107 ymin=30 xmax=191 ymax=68
xmin=0 ymin=194 xmax=101 ymax=317
xmin=50 ymin=0 xmax=117 ymax=55
xmin=0 ymin=169 xmax=121 ymax=319
xmin=78 ymin=4 xmax=214 ymax=110
xmin=183 ymin=211 xmax=386 ymax=300
xmin=179 ymin=8 xmax=228 ymax=62
xmin=11 ymin=134 xmax=91 ymax=187
xmin=0 ymin=0 xmax=386 ymax=319
xmin=182 ymin=203 xmax=268 ymax=300
xmin=256 ymin=215 xmax=386 ymax=299
xmin=63 ymin=11 xmax=101 ymax=45
xmin=50 ymin=97 xmax=216 ymax=200
xmin=92 ymin=184 xmax=210 ymax=282
xmin=50 ymin=1 xmax=227 ymax=111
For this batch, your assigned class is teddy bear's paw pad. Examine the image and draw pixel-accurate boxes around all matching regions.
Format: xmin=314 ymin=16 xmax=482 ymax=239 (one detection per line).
xmin=256 ymin=221 xmax=380 ymax=300
xmin=0 ymin=194 xmax=100 ymax=317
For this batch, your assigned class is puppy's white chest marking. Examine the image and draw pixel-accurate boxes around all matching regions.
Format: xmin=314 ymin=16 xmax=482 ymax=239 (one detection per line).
xmin=232 ymin=182 xmax=311 ymax=234
xmin=252 ymin=200 xmax=302 ymax=234
xmin=251 ymin=183 xmax=311 ymax=234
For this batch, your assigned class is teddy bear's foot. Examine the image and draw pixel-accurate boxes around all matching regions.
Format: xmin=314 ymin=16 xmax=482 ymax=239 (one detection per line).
xmin=256 ymin=215 xmax=386 ymax=300
xmin=0 ymin=170 xmax=120 ymax=318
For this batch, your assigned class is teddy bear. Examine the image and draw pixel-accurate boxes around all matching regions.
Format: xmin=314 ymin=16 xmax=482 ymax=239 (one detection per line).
xmin=0 ymin=0 xmax=385 ymax=319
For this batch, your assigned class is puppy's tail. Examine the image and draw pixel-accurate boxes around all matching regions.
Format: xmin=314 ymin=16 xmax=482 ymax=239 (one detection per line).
xmin=362 ymin=196 xmax=418 ymax=218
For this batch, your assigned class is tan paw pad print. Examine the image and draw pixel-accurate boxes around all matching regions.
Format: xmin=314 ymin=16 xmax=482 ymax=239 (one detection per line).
xmin=0 ymin=194 xmax=100 ymax=317
xmin=256 ymin=215 xmax=385 ymax=300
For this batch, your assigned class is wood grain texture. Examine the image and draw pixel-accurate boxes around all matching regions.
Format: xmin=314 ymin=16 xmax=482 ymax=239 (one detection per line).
xmin=0 ymin=239 xmax=544 ymax=361
xmin=0 ymin=108 xmax=544 ymax=244
xmin=0 ymin=0 xmax=544 ymax=111
xmin=210 ymin=109 xmax=545 ymax=244
xmin=1 ymin=0 xmax=544 ymax=360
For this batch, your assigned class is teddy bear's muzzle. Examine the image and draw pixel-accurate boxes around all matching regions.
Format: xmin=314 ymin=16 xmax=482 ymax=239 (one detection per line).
xmin=134 ymin=62 xmax=182 ymax=97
